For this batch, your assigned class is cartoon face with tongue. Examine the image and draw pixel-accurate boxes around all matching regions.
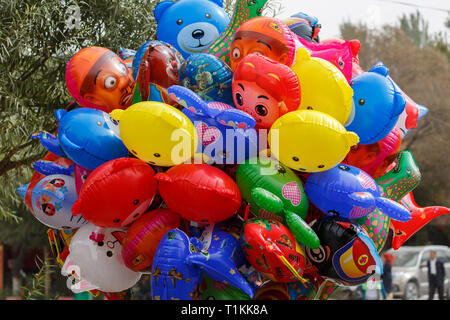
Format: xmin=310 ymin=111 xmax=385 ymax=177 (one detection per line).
xmin=305 ymin=164 xmax=411 ymax=222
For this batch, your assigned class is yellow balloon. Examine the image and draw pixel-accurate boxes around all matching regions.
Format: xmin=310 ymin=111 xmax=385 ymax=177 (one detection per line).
xmin=292 ymin=48 xmax=354 ymax=125
xmin=268 ymin=110 xmax=359 ymax=172
xmin=110 ymin=102 xmax=198 ymax=167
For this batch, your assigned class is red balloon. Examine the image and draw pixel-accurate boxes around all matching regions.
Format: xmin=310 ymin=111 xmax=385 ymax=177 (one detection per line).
xmin=155 ymin=164 xmax=241 ymax=223
xmin=72 ymin=158 xmax=157 ymax=228
xmin=122 ymin=208 xmax=180 ymax=271
xmin=391 ymin=192 xmax=450 ymax=250
xmin=241 ymin=219 xmax=306 ymax=283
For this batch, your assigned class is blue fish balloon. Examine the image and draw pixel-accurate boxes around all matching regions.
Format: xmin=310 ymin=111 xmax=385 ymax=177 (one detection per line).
xmin=305 ymin=164 xmax=411 ymax=222
xmin=53 ymin=108 xmax=129 ymax=171
xmin=345 ymin=63 xmax=406 ymax=145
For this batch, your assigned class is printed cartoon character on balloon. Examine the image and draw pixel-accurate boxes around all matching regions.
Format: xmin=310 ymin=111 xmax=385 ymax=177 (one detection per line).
xmin=66 ymin=47 xmax=135 ymax=113
xmin=131 ymin=41 xmax=184 ymax=106
xmin=179 ymin=53 xmax=234 ymax=105
xmin=232 ymin=53 xmax=300 ymax=131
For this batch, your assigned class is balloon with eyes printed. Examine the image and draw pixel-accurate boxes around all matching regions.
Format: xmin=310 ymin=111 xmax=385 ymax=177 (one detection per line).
xmin=269 ymin=110 xmax=360 ymax=173
xmin=232 ymin=53 xmax=300 ymax=130
xmin=17 ymin=174 xmax=86 ymax=230
xmin=65 ymin=47 xmax=135 ymax=113
xmin=71 ymin=158 xmax=157 ymax=228
xmin=31 ymin=108 xmax=129 ymax=171
xmin=305 ymin=164 xmax=411 ymax=222
xmin=61 ymin=223 xmax=142 ymax=293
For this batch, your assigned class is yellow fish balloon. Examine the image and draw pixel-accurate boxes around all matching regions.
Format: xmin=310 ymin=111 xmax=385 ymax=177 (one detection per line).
xmin=291 ymin=48 xmax=354 ymax=125
xmin=110 ymin=102 xmax=198 ymax=167
xmin=268 ymin=110 xmax=359 ymax=173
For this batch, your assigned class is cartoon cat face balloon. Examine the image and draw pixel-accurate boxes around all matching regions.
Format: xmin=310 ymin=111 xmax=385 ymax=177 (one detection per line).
xmin=61 ymin=223 xmax=142 ymax=293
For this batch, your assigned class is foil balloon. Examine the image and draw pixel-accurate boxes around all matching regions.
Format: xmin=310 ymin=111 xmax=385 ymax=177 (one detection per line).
xmin=391 ymin=192 xmax=450 ymax=250
xmin=268 ymin=110 xmax=360 ymax=173
xmin=343 ymin=126 xmax=402 ymax=179
xmin=151 ymin=228 xmax=253 ymax=300
xmin=65 ymin=47 xmax=135 ymax=112
xmin=290 ymin=48 xmax=354 ymax=125
xmin=54 ymin=108 xmax=129 ymax=171
xmin=201 ymin=274 xmax=251 ymax=300
xmin=168 ymin=85 xmax=258 ymax=164
xmin=71 ymin=158 xmax=157 ymax=228
xmin=355 ymin=151 xmax=421 ymax=252
xmin=61 ymin=224 xmax=141 ymax=293
xmin=232 ymin=53 xmax=301 ymax=130
xmin=345 ymin=63 xmax=406 ymax=145
xmin=131 ymin=41 xmax=184 ymax=106
xmin=300 ymin=37 xmax=361 ymax=83
xmin=122 ymin=209 xmax=181 ymax=271
xmin=151 ymin=229 xmax=203 ymax=300
xmin=283 ymin=12 xmax=321 ymax=43
xmin=179 ymin=53 xmax=234 ymax=105
xmin=305 ymin=164 xmax=411 ymax=221
xmin=241 ymin=218 xmax=307 ymax=283
xmin=186 ymin=227 xmax=254 ymax=297
xmin=110 ymin=101 xmax=198 ymax=167
xmin=155 ymin=164 xmax=241 ymax=223
xmin=228 ymin=16 xmax=297 ymax=72
xmin=235 ymin=157 xmax=319 ymax=248
xmin=17 ymin=174 xmax=85 ymax=230
xmin=154 ymin=0 xmax=230 ymax=58
xmin=203 ymin=0 xmax=268 ymax=65
xmin=375 ymin=151 xmax=421 ymax=202
xmin=254 ymin=280 xmax=315 ymax=300
xmin=305 ymin=217 xmax=383 ymax=286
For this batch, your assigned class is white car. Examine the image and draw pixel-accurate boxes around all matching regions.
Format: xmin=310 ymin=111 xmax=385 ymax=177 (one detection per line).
xmin=387 ymin=245 xmax=450 ymax=300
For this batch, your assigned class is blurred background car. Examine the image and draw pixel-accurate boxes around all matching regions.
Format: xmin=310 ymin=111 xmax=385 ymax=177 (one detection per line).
xmin=387 ymin=245 xmax=450 ymax=300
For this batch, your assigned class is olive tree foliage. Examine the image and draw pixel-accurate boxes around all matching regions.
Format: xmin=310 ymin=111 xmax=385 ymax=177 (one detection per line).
xmin=0 ymin=0 xmax=160 ymax=222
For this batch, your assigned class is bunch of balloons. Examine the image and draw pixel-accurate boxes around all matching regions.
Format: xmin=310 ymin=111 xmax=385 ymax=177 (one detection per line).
xmin=17 ymin=0 xmax=449 ymax=300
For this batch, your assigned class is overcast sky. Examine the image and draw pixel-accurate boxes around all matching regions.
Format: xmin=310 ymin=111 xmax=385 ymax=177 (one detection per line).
xmin=276 ymin=0 xmax=450 ymax=39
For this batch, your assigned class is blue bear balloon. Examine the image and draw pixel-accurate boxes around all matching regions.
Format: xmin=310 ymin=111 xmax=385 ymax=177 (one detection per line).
xmin=48 ymin=108 xmax=129 ymax=171
xmin=151 ymin=228 xmax=254 ymax=300
xmin=305 ymin=164 xmax=411 ymax=222
xmin=180 ymin=53 xmax=234 ymax=105
xmin=345 ymin=63 xmax=406 ymax=145
xmin=168 ymin=85 xmax=259 ymax=164
xmin=154 ymin=0 xmax=230 ymax=58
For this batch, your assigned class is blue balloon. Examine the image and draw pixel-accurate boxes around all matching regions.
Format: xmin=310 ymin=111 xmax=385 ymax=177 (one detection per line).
xmin=55 ymin=108 xmax=129 ymax=171
xmin=345 ymin=63 xmax=406 ymax=145
xmin=168 ymin=85 xmax=259 ymax=164
xmin=30 ymin=132 xmax=65 ymax=157
xmin=150 ymin=227 xmax=254 ymax=300
xmin=179 ymin=53 xmax=234 ymax=105
xmin=154 ymin=0 xmax=230 ymax=59
xmin=305 ymin=164 xmax=411 ymax=222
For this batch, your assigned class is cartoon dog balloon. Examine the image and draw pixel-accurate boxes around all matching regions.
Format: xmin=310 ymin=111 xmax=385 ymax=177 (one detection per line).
xmin=61 ymin=223 xmax=141 ymax=293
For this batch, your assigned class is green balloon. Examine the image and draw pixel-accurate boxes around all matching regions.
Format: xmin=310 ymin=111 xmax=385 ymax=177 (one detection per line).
xmin=237 ymin=157 xmax=319 ymax=248
xmin=201 ymin=274 xmax=251 ymax=300
xmin=375 ymin=151 xmax=421 ymax=202
xmin=236 ymin=157 xmax=309 ymax=220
